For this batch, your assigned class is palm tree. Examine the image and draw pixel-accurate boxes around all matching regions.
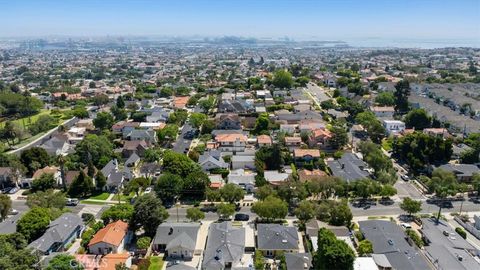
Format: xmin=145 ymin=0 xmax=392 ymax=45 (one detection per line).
xmin=56 ymin=155 xmax=66 ymax=191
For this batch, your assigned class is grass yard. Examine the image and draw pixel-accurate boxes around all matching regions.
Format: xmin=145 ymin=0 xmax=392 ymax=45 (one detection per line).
xmin=148 ymin=257 xmax=164 ymax=270
xmin=88 ymin=192 xmax=110 ymax=200
xmin=381 ymin=138 xmax=393 ymax=151
xmin=113 ymin=192 xmax=135 ymax=202
xmin=80 ymin=200 xmax=109 ymax=205
xmin=0 ymin=108 xmax=70 ymax=128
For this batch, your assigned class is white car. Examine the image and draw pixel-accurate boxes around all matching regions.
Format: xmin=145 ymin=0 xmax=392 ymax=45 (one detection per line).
xmin=144 ymin=187 xmax=153 ymax=194
xmin=9 ymin=209 xmax=19 ymax=215
xmin=401 ymin=223 xmax=412 ymax=229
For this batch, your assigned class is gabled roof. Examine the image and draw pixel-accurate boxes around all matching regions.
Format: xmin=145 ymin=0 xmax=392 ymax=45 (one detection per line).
xmin=88 ymin=220 xmax=128 ymax=247
xmin=327 ymin=153 xmax=370 ymax=182
xmin=202 ymin=222 xmax=245 ymax=270
xmin=293 ymin=149 xmax=321 ymax=158
xmin=285 ymin=253 xmax=312 ymax=270
xmin=257 ymin=224 xmax=299 ymax=251
xmin=28 ymin=213 xmax=82 ymax=253
xmin=101 ymin=159 xmax=118 ymax=177
xmin=125 ymin=153 xmax=141 ymax=166
xmin=153 ymin=223 xmax=200 ymax=252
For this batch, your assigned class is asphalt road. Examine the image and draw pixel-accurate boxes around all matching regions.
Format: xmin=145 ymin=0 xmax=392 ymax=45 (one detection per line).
xmin=350 ymin=199 xmax=480 ymax=217
xmin=166 ymin=205 xmax=259 ymax=222
xmin=172 ymin=123 xmax=193 ymax=153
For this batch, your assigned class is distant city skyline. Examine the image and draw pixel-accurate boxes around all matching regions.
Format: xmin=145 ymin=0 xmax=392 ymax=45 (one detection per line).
xmin=1 ymin=0 xmax=479 ymax=42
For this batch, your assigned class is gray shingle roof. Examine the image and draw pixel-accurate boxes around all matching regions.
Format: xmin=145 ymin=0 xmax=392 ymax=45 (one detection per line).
xmin=285 ymin=253 xmax=312 ymax=270
xmin=153 ymin=223 xmax=200 ymax=252
xmin=327 ymin=153 xmax=370 ymax=182
xmin=359 ymin=220 xmax=431 ymax=270
xmin=257 ymin=224 xmax=299 ymax=251
xmin=28 ymin=213 xmax=82 ymax=254
xmin=202 ymin=222 xmax=245 ymax=270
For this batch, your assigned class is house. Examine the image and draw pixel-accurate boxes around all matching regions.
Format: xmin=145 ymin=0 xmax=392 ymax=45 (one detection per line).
xmin=285 ymin=137 xmax=302 ymax=148
xmin=256 ymin=135 xmax=272 ymax=147
xmin=437 ymin=164 xmax=479 ymax=182
xmin=199 ymin=151 xmax=229 ymax=171
xmin=32 ymin=166 xmax=62 ymax=186
xmin=215 ymin=133 xmax=247 ymax=153
xmin=114 ymin=121 xmax=140 ymax=135
xmin=276 ymin=110 xmax=323 ymax=123
xmin=327 ymin=153 xmax=370 ymax=182
xmin=285 ymin=253 xmax=312 ymax=270
xmin=359 ymin=220 xmax=431 ymax=270
xmin=280 ymin=124 xmax=297 ymax=134
xmin=382 ymin=120 xmax=405 ymax=135
xmin=306 ymin=219 xmax=350 ymax=252
xmin=297 ymin=169 xmax=327 ymax=182
xmin=308 ymin=128 xmax=332 ymax=148
xmin=452 ymin=144 xmax=473 ymax=160
xmin=257 ymin=224 xmax=299 ymax=256
xmin=64 ymin=171 xmax=80 ymax=187
xmin=228 ymin=169 xmax=255 ymax=193
xmin=173 ymin=96 xmax=189 ymax=109
xmin=125 ymin=153 xmax=141 ymax=168
xmin=40 ymin=134 xmax=70 ymax=156
xmin=215 ymin=114 xmax=242 ymax=130
xmin=125 ymin=129 xmax=157 ymax=144
xmin=264 ymin=170 xmax=290 ymax=185
xmin=202 ymin=222 xmax=245 ymax=270
xmin=298 ymin=121 xmax=326 ymax=133
xmin=28 ymin=213 xmax=83 ymax=255
xmin=146 ymin=109 xmax=171 ymax=123
xmin=327 ymin=109 xmax=348 ymax=120
xmin=423 ymin=128 xmax=450 ymax=139
xmin=88 ymin=221 xmax=130 ymax=255
xmin=293 ymin=149 xmax=321 ymax=163
xmin=420 ymin=218 xmax=480 ymax=270
xmin=370 ymin=106 xmax=395 ymax=118
xmin=101 ymin=160 xmax=124 ymax=191
xmin=75 ymin=253 xmax=132 ymax=270
xmin=122 ymin=140 xmax=149 ymax=157
xmin=218 ymin=99 xmax=251 ymax=114
xmin=153 ymin=223 xmax=200 ymax=260
xmin=0 ymin=167 xmax=18 ymax=188
xmin=230 ymin=155 xmax=255 ymax=170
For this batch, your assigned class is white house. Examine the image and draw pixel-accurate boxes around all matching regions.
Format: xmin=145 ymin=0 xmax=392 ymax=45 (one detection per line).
xmin=382 ymin=120 xmax=405 ymax=135
xmin=370 ymin=106 xmax=395 ymax=118
xmin=215 ymin=134 xmax=247 ymax=153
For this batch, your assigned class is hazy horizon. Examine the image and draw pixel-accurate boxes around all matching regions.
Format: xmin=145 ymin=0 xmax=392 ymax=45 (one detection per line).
xmin=1 ymin=0 xmax=479 ymax=44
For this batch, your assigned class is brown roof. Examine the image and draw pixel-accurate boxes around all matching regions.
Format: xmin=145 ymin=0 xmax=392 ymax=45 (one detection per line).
xmin=0 ymin=167 xmax=13 ymax=175
xmin=216 ymin=134 xmax=247 ymax=143
xmin=99 ymin=253 xmax=130 ymax=270
xmin=294 ymin=149 xmax=321 ymax=158
xmin=285 ymin=137 xmax=302 ymax=143
xmin=88 ymin=220 xmax=128 ymax=247
xmin=123 ymin=140 xmax=148 ymax=151
xmin=65 ymin=171 xmax=80 ymax=186
xmin=257 ymin=135 xmax=272 ymax=144
xmin=173 ymin=96 xmax=189 ymax=108
xmin=298 ymin=169 xmax=328 ymax=182
xmin=32 ymin=166 xmax=59 ymax=179
xmin=312 ymin=129 xmax=332 ymax=139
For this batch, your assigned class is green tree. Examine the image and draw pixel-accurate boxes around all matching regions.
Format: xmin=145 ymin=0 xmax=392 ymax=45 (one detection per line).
xmin=31 ymin=173 xmax=56 ymax=192
xmin=189 ymin=113 xmax=207 ymax=129
xmin=219 ymin=183 xmax=245 ymax=203
xmin=116 ymin=95 xmax=125 ymax=109
xmin=155 ymin=173 xmax=183 ymax=202
xmin=186 ymin=207 xmax=205 ymax=222
xmin=198 ymin=96 xmax=215 ymax=113
xmin=314 ymin=228 xmax=355 ymax=270
xmin=254 ymin=113 xmax=270 ymax=135
xmin=17 ymin=207 xmax=51 ymax=242
xmin=92 ymin=94 xmax=109 ymax=106
xmin=394 ymin=80 xmax=410 ymax=113
xmin=68 ymin=171 xmax=94 ymax=198
xmin=129 ymin=194 xmax=169 ymax=237
xmin=216 ymin=203 xmax=236 ymax=220
xmin=46 ymin=254 xmax=83 ymax=270
xmin=136 ymin=236 xmax=151 ymax=250
xmin=27 ymin=189 xmax=66 ymax=209
xmin=162 ymin=150 xmax=198 ymax=177
xmin=294 ymin=200 xmax=317 ymax=226
xmin=427 ymin=169 xmax=459 ymax=223
xmin=404 ymin=109 xmax=431 ymax=130
xmin=251 ymin=195 xmax=288 ymax=221
xmin=95 ymin=171 xmax=107 ymax=190
xmin=329 ymin=124 xmax=348 ymax=149
xmin=357 ymin=240 xmax=373 ymax=256
xmin=101 ymin=204 xmax=134 ymax=223
xmin=0 ymin=194 xmax=12 ymax=221
xmin=157 ymin=124 xmax=178 ymax=144
xmin=20 ymin=147 xmax=49 ymax=176
xmin=375 ymin=92 xmax=395 ymax=106
xmin=75 ymin=134 xmax=114 ymax=167
xmin=93 ymin=112 xmax=115 ymax=130
xmin=0 ymin=233 xmax=39 ymax=269
xmin=71 ymin=106 xmax=89 ymax=119
xmin=399 ymin=197 xmax=422 ymax=217
xmin=272 ymin=69 xmax=293 ymax=89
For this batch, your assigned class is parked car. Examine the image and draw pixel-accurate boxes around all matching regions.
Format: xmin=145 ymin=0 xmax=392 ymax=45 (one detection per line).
xmin=9 ymin=209 xmax=19 ymax=215
xmin=234 ymin=213 xmax=250 ymax=221
xmin=401 ymin=175 xmax=410 ymax=181
xmin=1 ymin=187 xmax=12 ymax=194
xmin=144 ymin=187 xmax=153 ymax=194
xmin=8 ymin=187 xmax=19 ymax=194
xmin=66 ymin=198 xmax=79 ymax=206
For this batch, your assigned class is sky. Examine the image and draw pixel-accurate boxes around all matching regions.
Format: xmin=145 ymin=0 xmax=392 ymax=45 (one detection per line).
xmin=0 ymin=0 xmax=479 ymax=41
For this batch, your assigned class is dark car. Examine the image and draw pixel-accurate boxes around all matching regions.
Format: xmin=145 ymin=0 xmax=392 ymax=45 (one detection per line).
xmin=1 ymin=187 xmax=12 ymax=194
xmin=440 ymin=201 xmax=453 ymax=208
xmin=234 ymin=213 xmax=250 ymax=221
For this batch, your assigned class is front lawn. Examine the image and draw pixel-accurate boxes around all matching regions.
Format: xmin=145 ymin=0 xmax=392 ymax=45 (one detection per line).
xmin=88 ymin=192 xmax=110 ymax=200
xmin=148 ymin=256 xmax=164 ymax=270
xmin=381 ymin=138 xmax=393 ymax=151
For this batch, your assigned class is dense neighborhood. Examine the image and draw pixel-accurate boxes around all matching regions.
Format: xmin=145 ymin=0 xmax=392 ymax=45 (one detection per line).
xmin=0 ymin=37 xmax=479 ymax=270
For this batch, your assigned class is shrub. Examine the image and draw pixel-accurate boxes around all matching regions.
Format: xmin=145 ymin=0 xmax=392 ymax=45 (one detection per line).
xmin=455 ymin=227 xmax=467 ymax=239
xmin=254 ymin=250 xmax=264 ymax=270
xmin=405 ymin=229 xmax=423 ymax=248
xmin=355 ymin=230 xmax=364 ymax=241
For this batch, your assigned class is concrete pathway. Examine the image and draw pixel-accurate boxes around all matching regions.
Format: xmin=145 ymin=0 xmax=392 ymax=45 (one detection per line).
xmin=67 ymin=239 xmax=81 ymax=255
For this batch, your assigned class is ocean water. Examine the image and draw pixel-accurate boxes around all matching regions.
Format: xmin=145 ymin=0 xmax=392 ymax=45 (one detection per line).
xmin=342 ymin=37 xmax=480 ymax=49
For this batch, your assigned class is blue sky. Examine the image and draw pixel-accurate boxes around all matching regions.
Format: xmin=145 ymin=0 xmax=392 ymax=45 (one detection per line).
xmin=0 ymin=0 xmax=479 ymax=40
